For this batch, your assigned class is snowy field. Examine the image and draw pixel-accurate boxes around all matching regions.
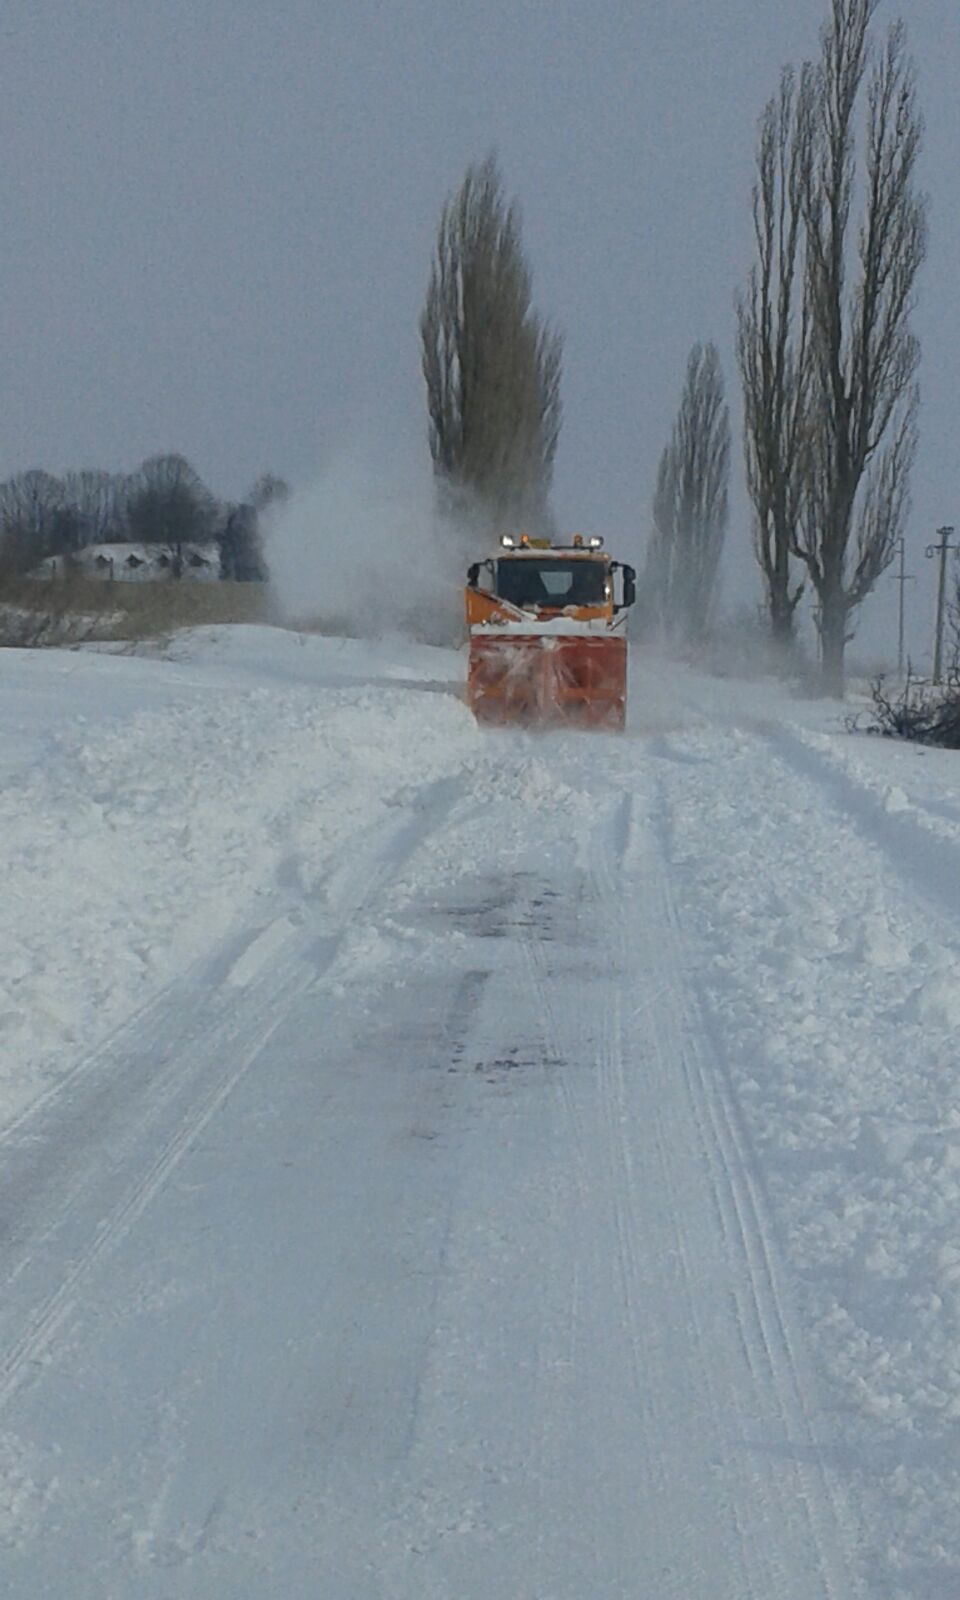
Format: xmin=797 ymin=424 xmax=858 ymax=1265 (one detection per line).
xmin=1 ymin=625 xmax=959 ymax=1597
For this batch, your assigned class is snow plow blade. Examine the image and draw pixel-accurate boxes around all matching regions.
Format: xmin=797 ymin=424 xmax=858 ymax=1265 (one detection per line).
xmin=468 ymin=633 xmax=627 ymax=730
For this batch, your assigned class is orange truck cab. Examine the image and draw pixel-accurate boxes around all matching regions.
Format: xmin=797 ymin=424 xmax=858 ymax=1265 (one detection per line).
xmin=465 ymin=535 xmax=636 ymax=729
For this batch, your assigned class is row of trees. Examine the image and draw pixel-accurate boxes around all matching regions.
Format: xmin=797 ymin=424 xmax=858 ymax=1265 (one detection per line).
xmin=0 ymin=456 xmax=289 ymax=582
xmin=421 ymin=0 xmax=927 ymax=695
xmin=737 ymin=0 xmax=926 ymax=693
xmin=642 ymin=0 xmax=926 ymax=693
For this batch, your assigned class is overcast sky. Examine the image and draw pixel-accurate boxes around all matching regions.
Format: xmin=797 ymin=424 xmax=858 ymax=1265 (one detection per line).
xmin=2 ymin=0 xmax=956 ymax=661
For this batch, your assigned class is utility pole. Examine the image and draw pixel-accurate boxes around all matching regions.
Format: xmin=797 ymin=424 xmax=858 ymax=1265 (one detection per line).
xmin=925 ymin=526 xmax=956 ymax=685
xmin=891 ymin=536 xmax=915 ymax=677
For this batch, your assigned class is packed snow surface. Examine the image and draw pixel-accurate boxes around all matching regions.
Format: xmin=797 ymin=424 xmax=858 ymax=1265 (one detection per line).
xmin=1 ymin=626 xmax=959 ymax=1596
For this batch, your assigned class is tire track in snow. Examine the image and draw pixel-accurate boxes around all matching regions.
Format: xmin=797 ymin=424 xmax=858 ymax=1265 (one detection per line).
xmin=504 ymin=779 xmax=830 ymax=1596
xmin=586 ymin=795 xmax=672 ymax=1499
xmin=0 ymin=772 xmax=468 ymax=1414
xmin=596 ymin=970 xmax=697 ymax=1596
xmin=599 ymin=770 xmax=864 ymax=1598
xmin=512 ymin=874 xmax=606 ymax=1599
xmin=421 ymin=852 xmax=648 ymax=1596
xmin=0 ymin=770 xmax=468 ymax=1154
xmin=644 ymin=753 xmax=869 ymax=1598
xmin=0 ymin=995 xmax=294 ymax=1409
xmin=649 ymin=718 xmax=960 ymax=1594
xmin=521 ymin=870 xmax=633 ymax=1593
xmin=397 ymin=962 xmax=492 ymax=1467
xmin=588 ymin=788 xmax=770 ymax=1599
xmin=753 ymin=722 xmax=960 ymax=934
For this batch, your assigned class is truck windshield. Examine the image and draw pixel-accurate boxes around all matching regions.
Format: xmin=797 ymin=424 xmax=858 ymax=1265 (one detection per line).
xmin=496 ymin=558 xmax=606 ymax=609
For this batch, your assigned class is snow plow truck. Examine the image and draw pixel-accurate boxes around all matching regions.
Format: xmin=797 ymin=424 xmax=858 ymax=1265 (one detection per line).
xmin=465 ymin=535 xmax=636 ymax=730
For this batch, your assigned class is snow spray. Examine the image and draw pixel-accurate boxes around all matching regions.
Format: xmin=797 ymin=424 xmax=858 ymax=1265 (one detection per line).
xmin=266 ymin=448 xmax=482 ymax=646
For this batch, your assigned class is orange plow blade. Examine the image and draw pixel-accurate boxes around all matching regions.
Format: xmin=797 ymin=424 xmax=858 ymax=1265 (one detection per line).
xmin=467 ymin=633 xmax=627 ymax=730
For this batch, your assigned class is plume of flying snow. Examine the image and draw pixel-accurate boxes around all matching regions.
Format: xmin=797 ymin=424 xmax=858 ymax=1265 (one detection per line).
xmin=266 ymin=450 xmax=484 ymax=646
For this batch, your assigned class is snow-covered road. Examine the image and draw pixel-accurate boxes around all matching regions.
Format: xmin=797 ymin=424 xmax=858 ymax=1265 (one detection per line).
xmin=1 ymin=629 xmax=959 ymax=1596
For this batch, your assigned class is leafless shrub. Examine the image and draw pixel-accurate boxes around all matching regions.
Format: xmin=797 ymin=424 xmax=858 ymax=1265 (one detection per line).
xmin=861 ymin=669 xmax=960 ymax=748
xmin=860 ymin=587 xmax=960 ymax=746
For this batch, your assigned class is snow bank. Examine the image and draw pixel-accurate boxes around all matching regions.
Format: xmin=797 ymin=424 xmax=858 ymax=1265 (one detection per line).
xmin=7 ymin=630 xmax=960 ymax=1587
xmin=0 ymin=628 xmax=475 ymax=1125
xmin=655 ymin=706 xmax=960 ymax=1589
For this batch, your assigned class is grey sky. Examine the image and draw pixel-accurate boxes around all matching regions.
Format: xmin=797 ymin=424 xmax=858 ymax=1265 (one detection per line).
xmin=2 ymin=0 xmax=956 ymax=661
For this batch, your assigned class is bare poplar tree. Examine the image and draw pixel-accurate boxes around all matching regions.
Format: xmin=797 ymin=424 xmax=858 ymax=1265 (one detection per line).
xmin=420 ymin=155 xmax=562 ymax=531
xmin=796 ymin=0 xmax=927 ymax=694
xmin=737 ymin=66 xmax=816 ymax=651
xmin=646 ymin=344 xmax=730 ymax=644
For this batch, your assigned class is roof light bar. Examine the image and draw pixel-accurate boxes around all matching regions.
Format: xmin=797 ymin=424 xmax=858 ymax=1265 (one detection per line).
xmin=588 ymin=536 xmax=604 ymax=549
xmin=500 ymin=534 xmax=516 ymax=549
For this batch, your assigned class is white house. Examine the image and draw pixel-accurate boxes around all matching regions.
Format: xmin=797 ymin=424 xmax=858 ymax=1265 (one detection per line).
xmin=33 ymin=541 xmax=222 ymax=583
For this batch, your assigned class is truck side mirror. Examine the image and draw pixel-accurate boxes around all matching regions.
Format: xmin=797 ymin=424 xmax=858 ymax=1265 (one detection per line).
xmin=612 ymin=563 xmax=636 ymax=611
xmin=467 ymin=563 xmax=480 ymax=588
